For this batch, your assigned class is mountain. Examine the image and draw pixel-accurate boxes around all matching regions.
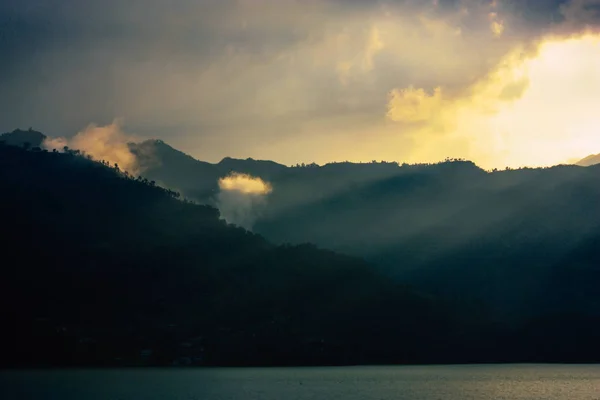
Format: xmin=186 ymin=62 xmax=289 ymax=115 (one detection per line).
xmin=0 ymin=131 xmax=290 ymax=204
xmin=130 ymin=140 xmax=221 ymax=201
xmin=123 ymin=139 xmax=600 ymax=326
xmin=3 ymin=130 xmax=600 ymax=366
xmin=576 ymin=153 xmax=600 ymax=166
xmin=0 ymin=128 xmax=46 ymax=148
xmin=218 ymin=156 xmax=288 ymax=180
xmin=255 ymin=162 xmax=600 ymax=321
xmin=129 ymin=140 xmax=289 ymax=203
xmin=0 ymin=142 xmax=458 ymax=367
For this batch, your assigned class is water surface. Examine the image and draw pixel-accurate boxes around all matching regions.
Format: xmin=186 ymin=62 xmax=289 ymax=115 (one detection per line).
xmin=1 ymin=364 xmax=599 ymax=399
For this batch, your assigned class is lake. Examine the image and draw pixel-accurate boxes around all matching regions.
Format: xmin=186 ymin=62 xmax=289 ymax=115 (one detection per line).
xmin=1 ymin=365 xmax=599 ymax=399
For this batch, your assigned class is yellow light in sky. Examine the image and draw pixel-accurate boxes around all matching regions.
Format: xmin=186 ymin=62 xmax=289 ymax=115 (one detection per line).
xmin=486 ymin=34 xmax=600 ymax=168
xmin=390 ymin=33 xmax=600 ymax=169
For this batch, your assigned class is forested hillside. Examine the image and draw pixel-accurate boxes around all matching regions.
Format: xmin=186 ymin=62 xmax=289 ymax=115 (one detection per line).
xmin=95 ymin=136 xmax=600 ymax=326
xmin=0 ymin=143 xmax=451 ymax=367
xmin=1 ymin=133 xmax=600 ymax=367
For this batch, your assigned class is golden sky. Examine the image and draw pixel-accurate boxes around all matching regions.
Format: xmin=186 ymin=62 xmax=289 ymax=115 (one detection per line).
xmin=388 ymin=33 xmax=600 ymax=169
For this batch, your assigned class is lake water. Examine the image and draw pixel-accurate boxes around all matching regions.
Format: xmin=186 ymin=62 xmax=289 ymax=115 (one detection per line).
xmin=1 ymin=365 xmax=599 ymax=399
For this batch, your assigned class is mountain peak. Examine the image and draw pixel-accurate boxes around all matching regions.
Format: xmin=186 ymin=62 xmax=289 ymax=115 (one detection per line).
xmin=217 ymin=157 xmax=288 ymax=179
xmin=576 ymin=153 xmax=600 ymax=167
xmin=0 ymin=128 xmax=47 ymax=148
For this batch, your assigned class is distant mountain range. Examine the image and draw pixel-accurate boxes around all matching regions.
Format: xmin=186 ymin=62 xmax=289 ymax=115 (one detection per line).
xmin=2 ymin=127 xmax=600 ymax=366
xmin=129 ymin=139 xmax=289 ymax=202
xmin=0 ymin=129 xmax=290 ymax=204
xmin=4 ymin=126 xmax=600 ymax=168
xmin=3 ymin=127 xmax=600 ymax=341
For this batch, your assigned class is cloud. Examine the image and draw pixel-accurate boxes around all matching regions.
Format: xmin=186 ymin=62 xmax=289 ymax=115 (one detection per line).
xmin=43 ymin=121 xmax=149 ymax=175
xmin=560 ymin=0 xmax=600 ymax=26
xmin=386 ymin=31 xmax=600 ymax=169
xmin=217 ymin=173 xmax=272 ymax=229
xmin=3 ymin=0 xmax=600 ymax=168
xmin=489 ymin=10 xmax=506 ymax=38
xmin=336 ymin=26 xmax=385 ymax=84
xmin=218 ymin=173 xmax=272 ymax=195
xmin=387 ymin=87 xmax=444 ymax=123
xmin=42 ymin=136 xmax=69 ymax=152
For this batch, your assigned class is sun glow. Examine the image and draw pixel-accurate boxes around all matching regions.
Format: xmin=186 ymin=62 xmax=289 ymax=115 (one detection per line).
xmin=486 ymin=34 xmax=600 ymax=168
xmin=389 ymin=33 xmax=600 ymax=169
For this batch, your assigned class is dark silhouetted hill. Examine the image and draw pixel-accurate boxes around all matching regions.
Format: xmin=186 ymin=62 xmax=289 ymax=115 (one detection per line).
xmin=0 ymin=128 xmax=46 ymax=148
xmin=128 ymin=140 xmax=289 ymax=203
xmin=3 ymin=130 xmax=600 ymax=366
xmin=218 ymin=156 xmax=288 ymax=180
xmin=0 ymin=142 xmax=457 ymax=367
xmin=255 ymin=162 xmax=600 ymax=323
xmin=129 ymin=139 xmax=221 ymax=201
xmin=120 ymin=139 xmax=600 ymax=338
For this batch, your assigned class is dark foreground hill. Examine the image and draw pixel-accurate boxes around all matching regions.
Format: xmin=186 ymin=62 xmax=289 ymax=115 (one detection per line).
xmin=0 ymin=128 xmax=46 ymax=148
xmin=1 ymin=137 xmax=600 ymax=366
xmin=0 ymin=143 xmax=455 ymax=367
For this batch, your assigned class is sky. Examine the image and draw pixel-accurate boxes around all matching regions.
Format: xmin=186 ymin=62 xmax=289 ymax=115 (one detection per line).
xmin=1 ymin=0 xmax=600 ymax=169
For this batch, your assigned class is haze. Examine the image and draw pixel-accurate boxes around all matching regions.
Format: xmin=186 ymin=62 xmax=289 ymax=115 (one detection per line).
xmin=2 ymin=0 xmax=600 ymax=168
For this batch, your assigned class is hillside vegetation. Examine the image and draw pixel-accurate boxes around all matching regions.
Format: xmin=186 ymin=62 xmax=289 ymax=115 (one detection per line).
xmin=2 ymin=131 xmax=600 ymax=366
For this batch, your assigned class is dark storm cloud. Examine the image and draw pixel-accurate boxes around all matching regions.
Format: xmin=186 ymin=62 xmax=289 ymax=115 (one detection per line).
xmin=0 ymin=0 xmax=374 ymax=137
xmin=560 ymin=0 xmax=600 ymax=26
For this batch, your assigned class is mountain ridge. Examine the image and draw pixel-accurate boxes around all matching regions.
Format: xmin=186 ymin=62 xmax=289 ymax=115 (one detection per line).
xmin=2 ymin=129 xmax=600 ymax=366
xmin=576 ymin=153 xmax=600 ymax=167
xmin=0 ymin=128 xmax=46 ymax=148
xmin=1 ymin=142 xmax=455 ymax=367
